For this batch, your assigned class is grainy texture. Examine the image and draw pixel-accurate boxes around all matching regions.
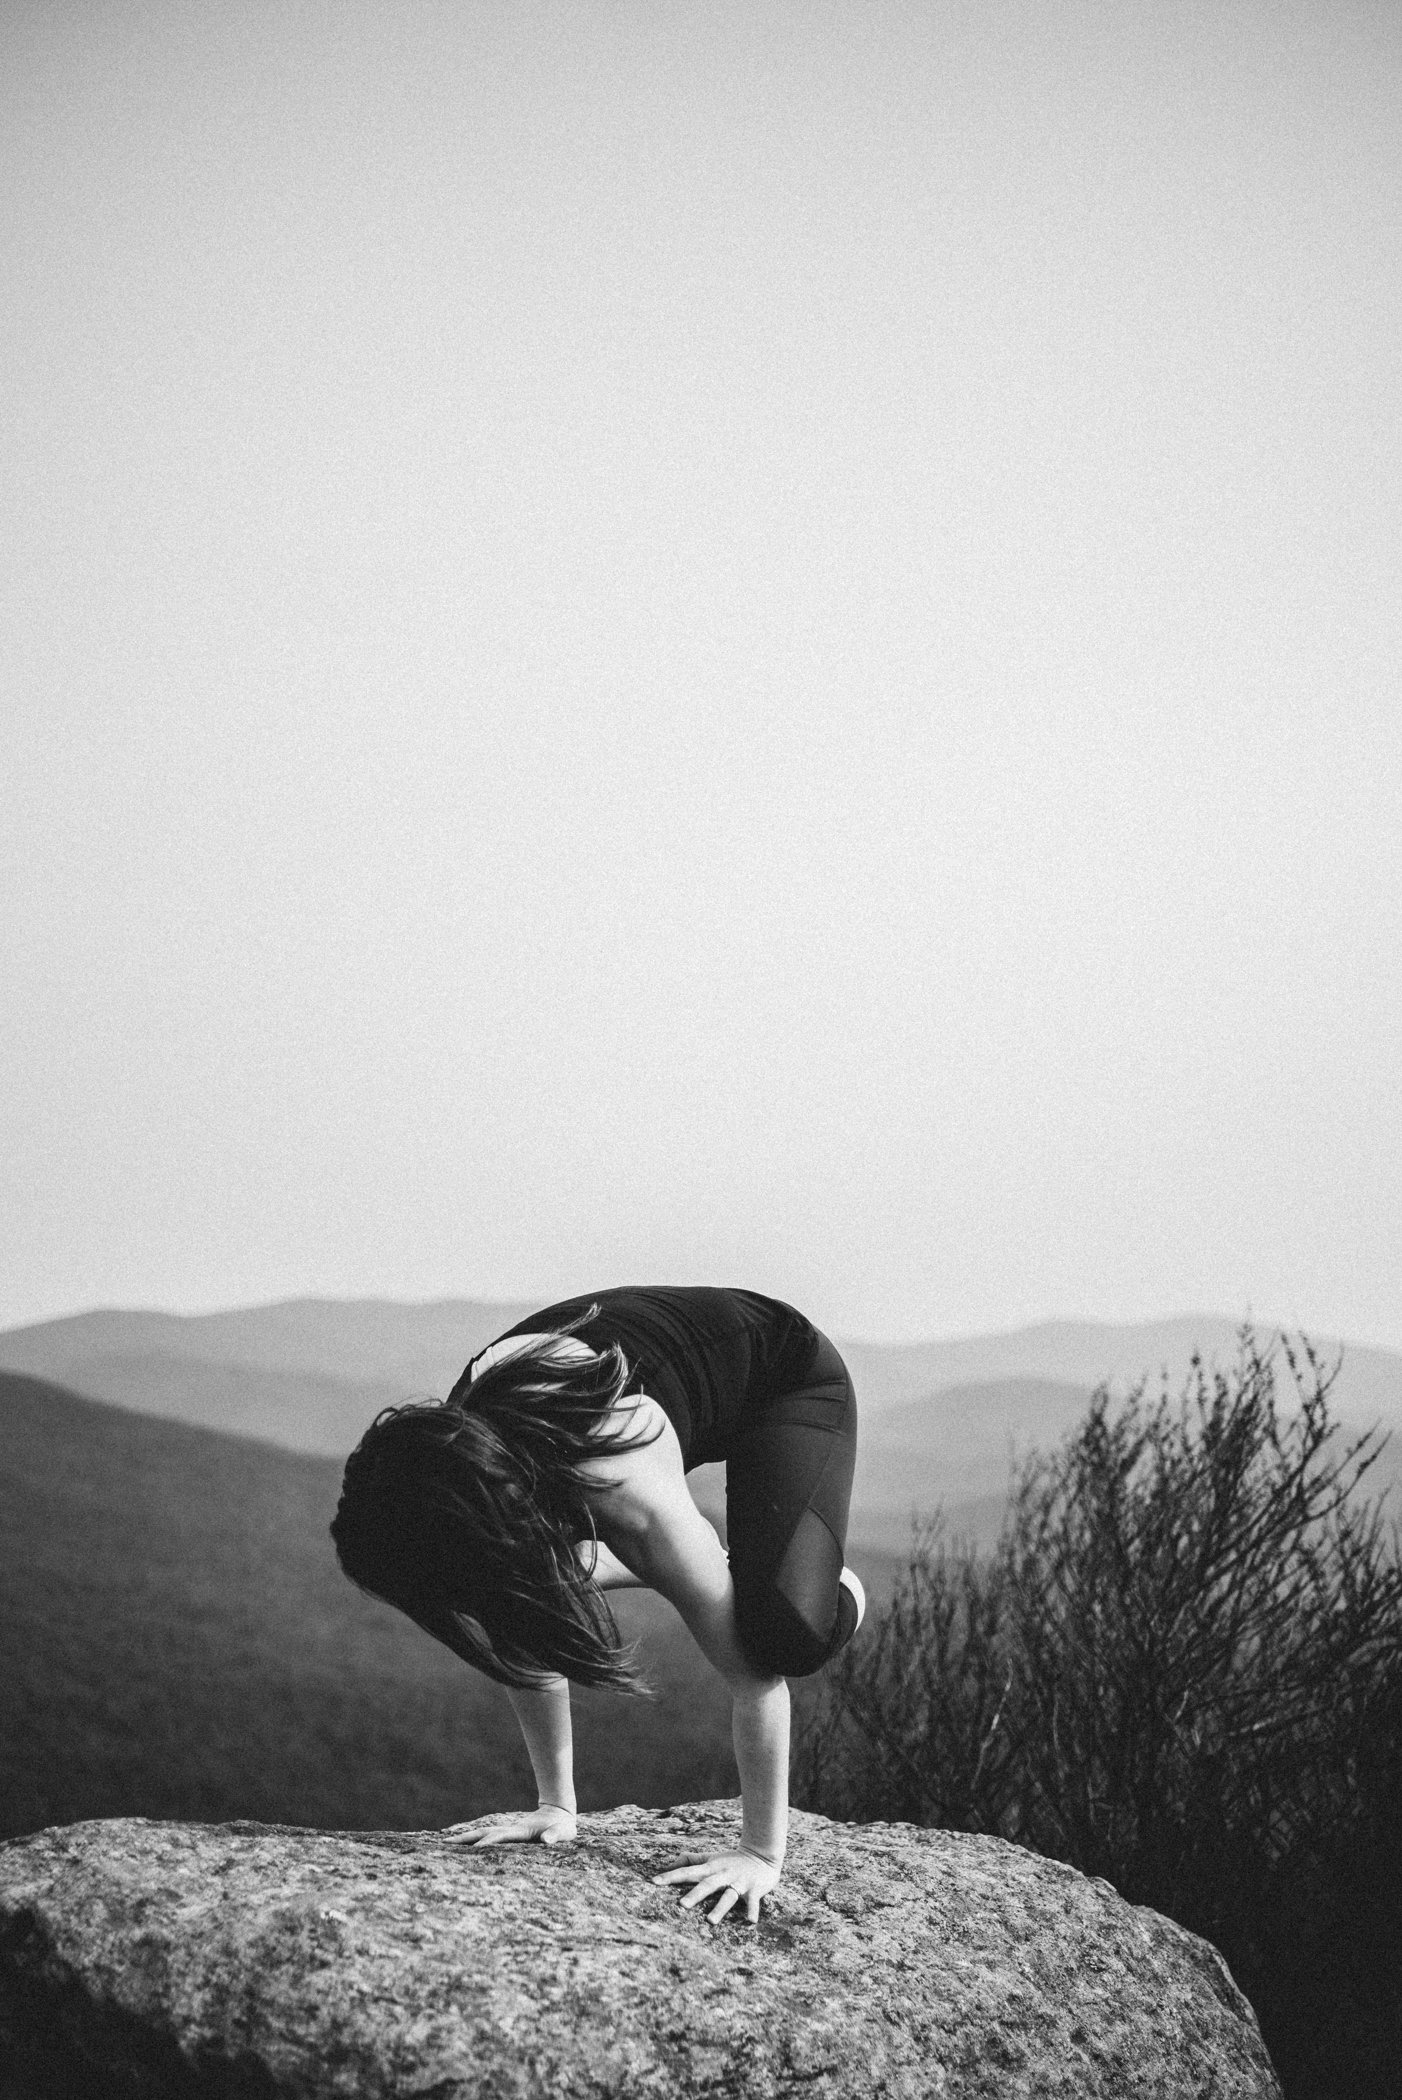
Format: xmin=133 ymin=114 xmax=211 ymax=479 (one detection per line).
xmin=0 ymin=1802 xmax=1281 ymax=2098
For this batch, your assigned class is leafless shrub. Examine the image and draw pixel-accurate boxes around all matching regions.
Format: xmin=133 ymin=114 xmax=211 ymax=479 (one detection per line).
xmin=796 ymin=1518 xmax=1018 ymax=1832
xmin=795 ymin=1332 xmax=1402 ymax=2099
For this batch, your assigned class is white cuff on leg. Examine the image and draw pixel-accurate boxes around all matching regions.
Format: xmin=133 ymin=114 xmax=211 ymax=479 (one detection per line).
xmin=838 ymin=1565 xmax=866 ymax=1631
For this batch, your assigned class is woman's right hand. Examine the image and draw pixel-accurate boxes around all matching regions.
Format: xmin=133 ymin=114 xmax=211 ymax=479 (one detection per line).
xmin=445 ymin=1805 xmax=578 ymax=1847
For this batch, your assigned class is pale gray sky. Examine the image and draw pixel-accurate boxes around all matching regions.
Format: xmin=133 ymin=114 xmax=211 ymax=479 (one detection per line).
xmin=4 ymin=1 xmax=1399 ymax=1345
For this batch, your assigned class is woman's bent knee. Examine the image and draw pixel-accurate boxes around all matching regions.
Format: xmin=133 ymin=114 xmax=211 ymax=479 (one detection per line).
xmin=737 ymin=1586 xmax=839 ymax=1679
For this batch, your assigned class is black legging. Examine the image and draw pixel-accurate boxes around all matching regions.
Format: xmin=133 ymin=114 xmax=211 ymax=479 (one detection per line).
xmin=724 ymin=1328 xmax=858 ymax=1678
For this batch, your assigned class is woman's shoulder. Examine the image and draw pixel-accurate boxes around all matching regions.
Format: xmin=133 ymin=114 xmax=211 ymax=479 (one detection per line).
xmin=584 ymin=1388 xmax=681 ymax=1475
xmin=578 ymin=1390 xmax=688 ymax=1545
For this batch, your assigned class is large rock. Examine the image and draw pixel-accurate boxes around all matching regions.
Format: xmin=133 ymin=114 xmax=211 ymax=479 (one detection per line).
xmin=0 ymin=1801 xmax=1280 ymax=2098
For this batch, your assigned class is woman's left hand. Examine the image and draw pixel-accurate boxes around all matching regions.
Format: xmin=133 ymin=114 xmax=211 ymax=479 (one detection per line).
xmin=444 ymin=1806 xmax=578 ymax=1847
xmin=651 ymin=1848 xmax=781 ymax=1925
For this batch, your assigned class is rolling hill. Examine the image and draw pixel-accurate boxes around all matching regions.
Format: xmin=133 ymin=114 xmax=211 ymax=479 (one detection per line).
xmin=0 ymin=1300 xmax=535 ymax=1463
xmin=852 ymin=1377 xmax=1098 ymax=1551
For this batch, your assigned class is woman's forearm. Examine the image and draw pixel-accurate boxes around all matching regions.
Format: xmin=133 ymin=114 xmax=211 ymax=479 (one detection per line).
xmin=731 ymin=1676 xmax=790 ymax=1864
xmin=505 ymin=1677 xmax=576 ymax=1811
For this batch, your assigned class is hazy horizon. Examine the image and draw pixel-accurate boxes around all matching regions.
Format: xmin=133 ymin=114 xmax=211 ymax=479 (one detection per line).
xmin=7 ymin=1290 xmax=1400 ymax=1369
xmin=5 ymin=3 xmax=1399 ymax=1349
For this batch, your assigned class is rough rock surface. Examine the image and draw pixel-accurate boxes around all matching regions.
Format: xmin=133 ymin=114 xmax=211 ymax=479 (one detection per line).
xmin=0 ymin=1801 xmax=1280 ymax=2098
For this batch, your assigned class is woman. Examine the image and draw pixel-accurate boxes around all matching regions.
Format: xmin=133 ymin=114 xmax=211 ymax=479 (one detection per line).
xmin=330 ymin=1286 xmax=863 ymax=1925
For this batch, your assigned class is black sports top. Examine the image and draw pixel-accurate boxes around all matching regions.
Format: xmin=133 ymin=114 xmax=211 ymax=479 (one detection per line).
xmin=489 ymin=1286 xmax=819 ymax=1470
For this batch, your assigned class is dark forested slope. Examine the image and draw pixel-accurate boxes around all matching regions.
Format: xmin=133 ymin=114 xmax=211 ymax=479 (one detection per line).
xmin=0 ymin=1373 xmax=899 ymax=1842
xmin=0 ymin=1375 xmax=739 ymax=1840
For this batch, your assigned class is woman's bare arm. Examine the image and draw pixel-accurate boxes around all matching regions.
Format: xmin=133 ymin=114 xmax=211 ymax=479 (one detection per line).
xmin=640 ymin=1496 xmax=790 ymax=1862
xmin=450 ymin=1675 xmax=578 ymax=1847
xmin=505 ymin=1677 xmax=577 ymax=1814
xmin=600 ymin=1447 xmax=791 ymax=1920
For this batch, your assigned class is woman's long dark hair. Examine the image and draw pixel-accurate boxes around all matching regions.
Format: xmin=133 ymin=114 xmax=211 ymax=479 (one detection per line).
xmin=329 ymin=1311 xmax=661 ymax=1690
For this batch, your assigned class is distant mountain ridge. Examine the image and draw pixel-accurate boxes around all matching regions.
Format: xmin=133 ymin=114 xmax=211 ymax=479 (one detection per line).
xmin=2 ymin=1298 xmax=1397 ymax=1555
xmin=840 ymin=1314 xmax=1402 ymax=1424
xmin=0 ymin=1298 xmax=539 ymax=1395
xmin=0 ymin=1299 xmax=533 ymax=1471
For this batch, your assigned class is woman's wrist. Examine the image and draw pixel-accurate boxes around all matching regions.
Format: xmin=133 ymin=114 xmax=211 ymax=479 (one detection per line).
xmin=740 ymin=1839 xmax=784 ymax=1868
